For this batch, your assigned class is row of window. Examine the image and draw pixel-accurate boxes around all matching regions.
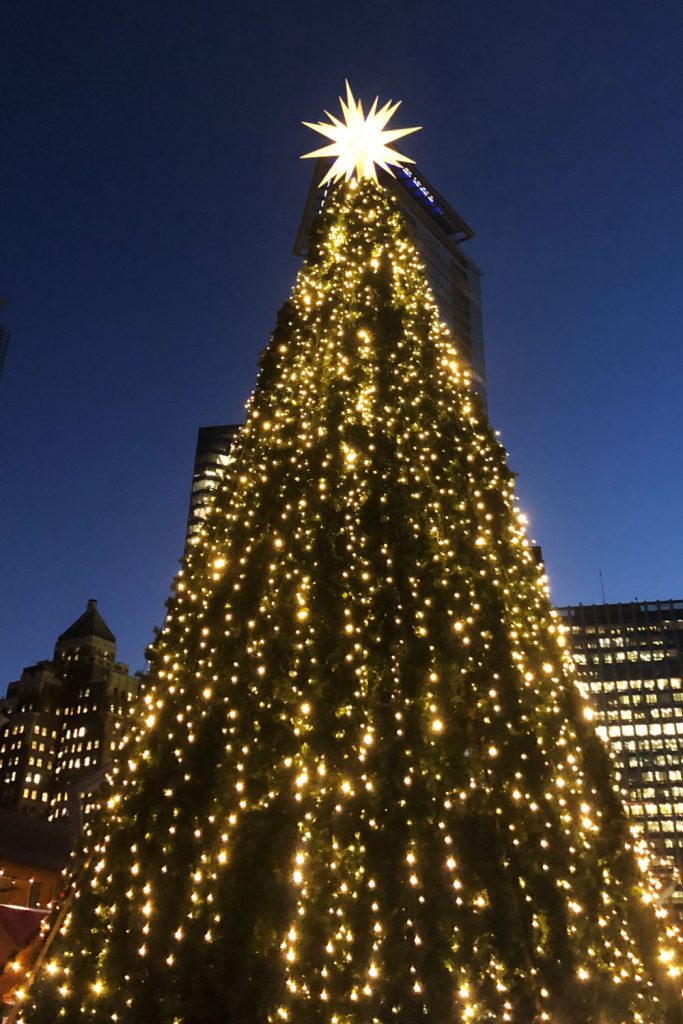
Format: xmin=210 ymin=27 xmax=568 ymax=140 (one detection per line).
xmin=58 ymin=739 xmax=100 ymax=756
xmin=27 ymin=756 xmax=53 ymax=771
xmin=631 ymin=802 xmax=683 ymax=817
xmin=55 ymin=754 xmax=99 ymax=772
xmin=646 ymin=820 xmax=683 ymax=834
xmin=602 ymin=709 xmax=683 ymax=721
xmin=605 ymin=736 xmax=682 ymax=753
xmin=576 ymin=650 xmax=669 ymax=664
xmin=631 ymin=786 xmax=683 ymax=799
xmin=590 ymin=678 xmax=683 ymax=691
xmin=627 ymin=754 xmax=681 ymax=768
xmin=0 ymin=754 xmax=22 ymax=768
xmin=568 ymin=618 xmax=683 ymax=632
xmin=595 ymin=636 xmax=667 ymax=649
xmin=0 ymin=744 xmax=22 ymax=757
xmin=64 ymin=726 xmax=88 ymax=739
xmin=22 ymin=788 xmax=48 ymax=802
xmin=604 ymin=722 xmax=683 ymax=737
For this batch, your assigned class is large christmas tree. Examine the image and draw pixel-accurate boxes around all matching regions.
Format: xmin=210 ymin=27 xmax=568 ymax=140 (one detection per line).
xmin=20 ymin=86 xmax=682 ymax=1024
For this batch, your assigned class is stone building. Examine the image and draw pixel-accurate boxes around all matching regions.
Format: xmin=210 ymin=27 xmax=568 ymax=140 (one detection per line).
xmin=0 ymin=600 xmax=140 ymax=820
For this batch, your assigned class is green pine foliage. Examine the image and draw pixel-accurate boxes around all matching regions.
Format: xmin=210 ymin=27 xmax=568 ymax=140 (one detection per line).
xmin=21 ymin=178 xmax=683 ymax=1024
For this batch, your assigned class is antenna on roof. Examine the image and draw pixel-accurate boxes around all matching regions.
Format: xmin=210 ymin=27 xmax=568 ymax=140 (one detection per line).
xmin=599 ymin=570 xmax=606 ymax=605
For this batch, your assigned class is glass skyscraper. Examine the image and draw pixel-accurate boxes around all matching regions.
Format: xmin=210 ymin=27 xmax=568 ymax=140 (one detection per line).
xmin=185 ymin=162 xmax=488 ymax=548
xmin=294 ymin=161 xmax=487 ymax=404
xmin=186 ymin=424 xmax=240 ymax=545
xmin=560 ymin=599 xmax=683 ymax=906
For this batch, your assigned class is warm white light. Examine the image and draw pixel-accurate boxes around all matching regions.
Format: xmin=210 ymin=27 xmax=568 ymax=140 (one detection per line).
xmin=302 ymin=81 xmax=420 ymax=186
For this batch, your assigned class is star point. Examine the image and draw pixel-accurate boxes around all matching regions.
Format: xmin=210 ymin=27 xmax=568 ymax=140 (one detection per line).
xmin=302 ymin=83 xmax=421 ymax=187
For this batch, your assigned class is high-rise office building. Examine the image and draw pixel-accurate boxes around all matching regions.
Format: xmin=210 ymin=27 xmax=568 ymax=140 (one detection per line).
xmin=0 ymin=600 xmax=140 ymax=820
xmin=294 ymin=160 xmax=487 ymax=403
xmin=185 ymin=164 xmax=487 ymax=540
xmin=185 ymin=424 xmax=240 ymax=545
xmin=559 ymin=600 xmax=683 ymax=876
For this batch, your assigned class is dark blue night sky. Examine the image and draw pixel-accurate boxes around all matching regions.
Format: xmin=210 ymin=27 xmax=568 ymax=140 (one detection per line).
xmin=2 ymin=0 xmax=682 ymax=679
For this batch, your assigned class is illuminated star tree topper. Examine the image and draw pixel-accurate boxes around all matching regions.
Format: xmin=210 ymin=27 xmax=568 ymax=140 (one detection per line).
xmin=302 ymin=81 xmax=421 ymax=187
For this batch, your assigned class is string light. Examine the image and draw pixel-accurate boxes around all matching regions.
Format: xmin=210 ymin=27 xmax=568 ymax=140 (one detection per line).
xmin=18 ymin=113 xmax=683 ymax=1024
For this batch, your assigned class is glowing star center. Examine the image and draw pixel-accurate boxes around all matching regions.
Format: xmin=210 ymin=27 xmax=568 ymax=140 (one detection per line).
xmin=302 ymin=81 xmax=421 ymax=188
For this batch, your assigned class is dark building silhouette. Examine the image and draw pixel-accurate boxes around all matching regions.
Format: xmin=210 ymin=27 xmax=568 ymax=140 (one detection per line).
xmin=294 ymin=161 xmax=487 ymax=404
xmin=0 ymin=323 xmax=9 ymax=385
xmin=0 ymin=600 xmax=140 ymax=820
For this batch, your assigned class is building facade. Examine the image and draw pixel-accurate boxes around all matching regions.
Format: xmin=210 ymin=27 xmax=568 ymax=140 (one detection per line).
xmin=186 ymin=423 xmax=240 ymax=545
xmin=0 ymin=809 xmax=72 ymax=1007
xmin=294 ymin=160 xmax=487 ymax=403
xmin=560 ymin=600 xmax=683 ymax=871
xmin=184 ymin=163 xmax=487 ymax=544
xmin=0 ymin=600 xmax=140 ymax=820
